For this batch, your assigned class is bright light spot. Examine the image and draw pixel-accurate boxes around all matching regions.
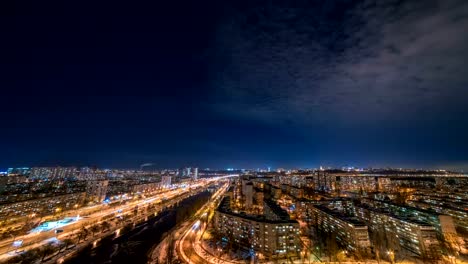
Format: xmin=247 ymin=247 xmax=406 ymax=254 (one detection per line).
xmin=12 ymin=240 xmax=23 ymax=247
xmin=45 ymin=237 xmax=60 ymax=244
xmin=30 ymin=217 xmax=76 ymax=233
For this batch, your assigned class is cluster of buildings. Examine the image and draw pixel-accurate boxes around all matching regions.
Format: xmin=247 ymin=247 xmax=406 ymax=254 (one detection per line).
xmin=212 ymin=169 xmax=467 ymax=262
xmin=214 ymin=177 xmax=301 ymax=259
xmin=0 ymin=166 xmax=203 ymax=228
xmin=1 ymin=165 xmax=467 ymax=262
xmin=291 ymin=170 xmax=466 ymax=261
xmin=309 ymin=204 xmax=371 ymax=254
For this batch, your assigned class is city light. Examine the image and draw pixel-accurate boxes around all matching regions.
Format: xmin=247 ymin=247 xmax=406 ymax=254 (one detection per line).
xmin=0 ymin=167 xmax=466 ymax=264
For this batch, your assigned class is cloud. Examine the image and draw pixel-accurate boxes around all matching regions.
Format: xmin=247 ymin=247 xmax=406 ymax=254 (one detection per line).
xmin=209 ymin=0 xmax=468 ymax=125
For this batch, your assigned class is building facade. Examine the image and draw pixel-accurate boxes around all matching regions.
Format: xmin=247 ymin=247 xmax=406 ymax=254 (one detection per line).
xmin=214 ymin=197 xmax=301 ymax=258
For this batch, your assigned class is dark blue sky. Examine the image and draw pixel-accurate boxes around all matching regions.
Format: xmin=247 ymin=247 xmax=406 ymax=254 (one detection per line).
xmin=1 ymin=0 xmax=468 ymax=170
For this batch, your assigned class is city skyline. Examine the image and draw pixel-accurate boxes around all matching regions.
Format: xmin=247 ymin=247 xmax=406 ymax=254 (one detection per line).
xmin=2 ymin=1 xmax=468 ymax=263
xmin=1 ymin=165 xmax=467 ymax=174
xmin=2 ymin=0 xmax=468 ymax=170
xmin=0 ymin=167 xmax=466 ymax=263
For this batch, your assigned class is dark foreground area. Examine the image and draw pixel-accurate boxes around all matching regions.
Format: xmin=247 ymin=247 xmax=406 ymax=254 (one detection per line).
xmin=65 ymin=190 xmax=213 ymax=264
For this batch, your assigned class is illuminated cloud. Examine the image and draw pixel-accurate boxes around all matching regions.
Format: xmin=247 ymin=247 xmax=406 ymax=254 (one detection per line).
xmin=210 ymin=0 xmax=468 ymax=125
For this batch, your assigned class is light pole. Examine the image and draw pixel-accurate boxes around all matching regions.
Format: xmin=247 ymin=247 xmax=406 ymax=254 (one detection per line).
xmin=73 ymin=204 xmax=81 ymax=220
xmin=55 ymin=207 xmax=62 ymax=220
xmin=387 ymin=250 xmax=395 ymax=264
xmin=26 ymin=212 xmax=36 ymax=229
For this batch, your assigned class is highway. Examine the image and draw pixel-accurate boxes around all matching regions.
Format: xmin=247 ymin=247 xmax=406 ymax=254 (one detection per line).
xmin=176 ymin=182 xmax=235 ymax=264
xmin=0 ymin=176 xmax=237 ymax=263
xmin=176 ymin=190 xmax=395 ymax=264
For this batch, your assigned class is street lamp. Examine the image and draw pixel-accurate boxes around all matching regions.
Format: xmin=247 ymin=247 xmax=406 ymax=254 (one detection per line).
xmin=387 ymin=250 xmax=395 ymax=264
xmin=55 ymin=207 xmax=62 ymax=220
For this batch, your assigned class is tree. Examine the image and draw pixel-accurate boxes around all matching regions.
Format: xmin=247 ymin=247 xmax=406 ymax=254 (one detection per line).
xmin=6 ymin=255 xmax=22 ymax=264
xmin=114 ymin=240 xmax=142 ymax=259
xmin=62 ymin=238 xmax=74 ymax=251
xmin=58 ymin=240 xmax=67 ymax=253
xmin=121 ymin=223 xmax=133 ymax=234
xmin=77 ymin=229 xmax=87 ymax=243
xmin=20 ymin=248 xmax=41 ymax=263
xmin=90 ymin=224 xmax=101 ymax=237
xmin=325 ymin=231 xmax=338 ymax=262
xmin=165 ymin=233 xmax=175 ymax=264
xmin=40 ymin=243 xmax=57 ymax=262
xmin=101 ymin=221 xmax=112 ymax=232
xmin=78 ymin=226 xmax=90 ymax=242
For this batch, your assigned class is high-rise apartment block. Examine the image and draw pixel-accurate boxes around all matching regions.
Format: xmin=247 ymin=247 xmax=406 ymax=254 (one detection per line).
xmin=86 ymin=180 xmax=109 ymax=203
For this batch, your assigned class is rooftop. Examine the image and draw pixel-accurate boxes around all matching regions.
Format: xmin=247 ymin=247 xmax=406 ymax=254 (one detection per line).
xmin=314 ymin=205 xmax=367 ymax=227
xmin=217 ymin=196 xmax=297 ymax=224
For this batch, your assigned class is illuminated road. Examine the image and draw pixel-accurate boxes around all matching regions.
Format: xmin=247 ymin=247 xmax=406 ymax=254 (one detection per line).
xmin=0 ymin=176 xmax=237 ymax=263
xmin=175 ymin=180 xmax=386 ymax=264
xmin=176 ymin=182 xmax=236 ymax=264
xmin=0 ymin=189 xmax=181 ymax=261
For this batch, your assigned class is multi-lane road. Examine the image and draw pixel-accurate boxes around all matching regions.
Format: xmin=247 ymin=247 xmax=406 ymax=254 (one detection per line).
xmin=0 ymin=189 xmax=182 ymax=262
xmin=176 ymin=182 xmax=237 ymax=264
xmin=0 ymin=176 xmax=237 ymax=263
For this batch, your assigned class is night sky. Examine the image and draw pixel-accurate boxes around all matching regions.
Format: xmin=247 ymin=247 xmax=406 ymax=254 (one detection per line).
xmin=1 ymin=0 xmax=468 ymax=170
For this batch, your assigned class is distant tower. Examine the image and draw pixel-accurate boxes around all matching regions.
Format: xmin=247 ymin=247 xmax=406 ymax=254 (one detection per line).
xmin=193 ymin=168 xmax=198 ymax=180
